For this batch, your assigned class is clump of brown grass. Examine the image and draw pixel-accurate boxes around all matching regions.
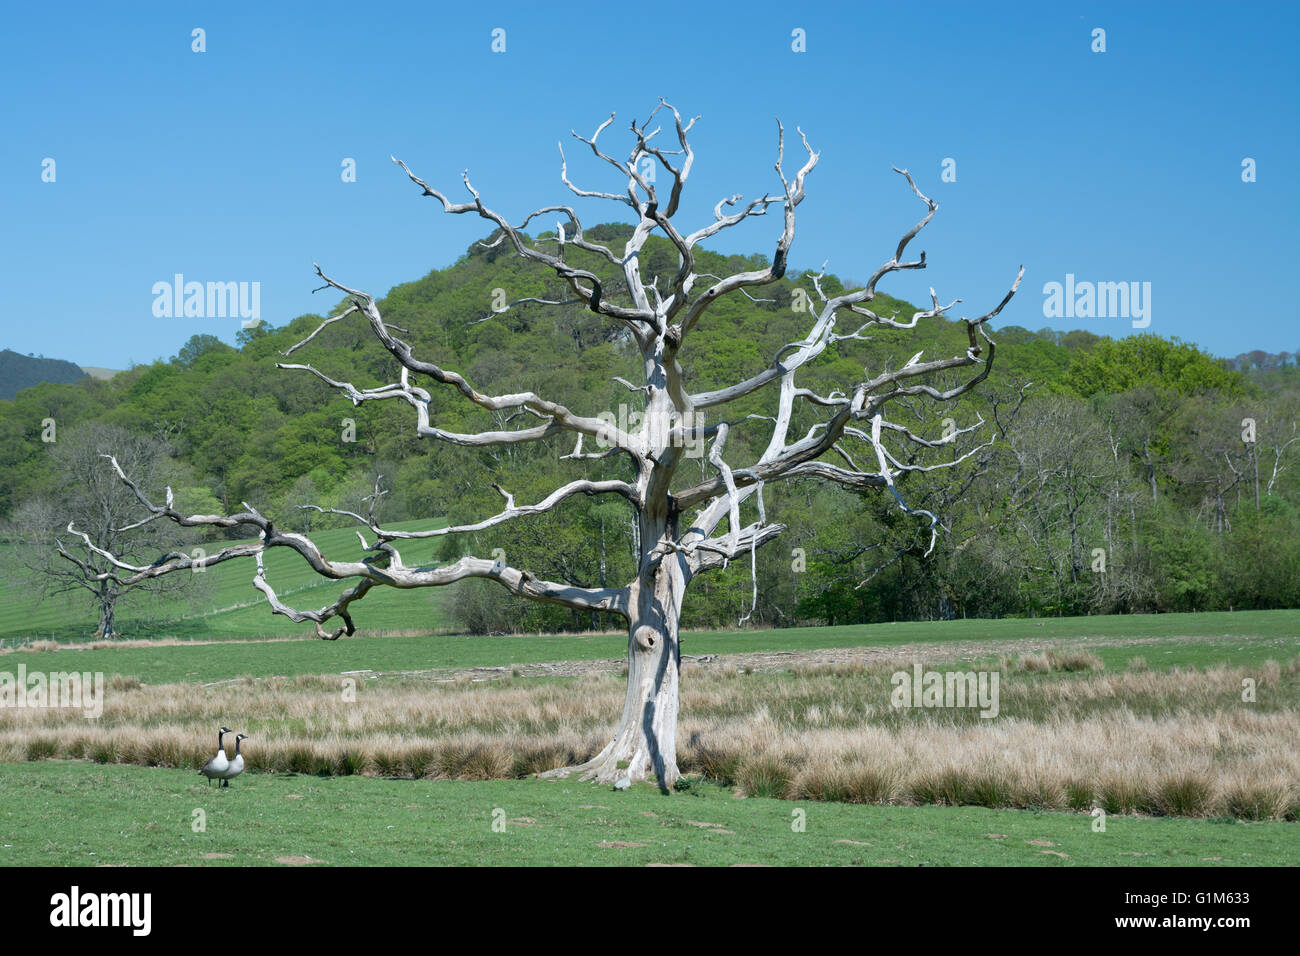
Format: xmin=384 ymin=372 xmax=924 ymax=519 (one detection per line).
xmin=909 ymin=766 xmax=1012 ymax=808
xmin=24 ymin=735 xmax=59 ymax=760
xmin=1013 ymin=649 xmax=1102 ymax=673
xmin=734 ymin=754 xmax=793 ymax=799
xmin=691 ymin=742 xmax=742 ymax=786
xmin=1098 ymin=774 xmax=1152 ymax=815
xmin=1154 ymin=773 xmax=1215 ymax=817
xmin=1223 ymin=777 xmax=1296 ymax=821
xmin=1064 ymin=779 xmax=1095 ymax=811
xmin=1016 ymin=652 xmax=1051 ymax=673
xmin=1047 ymin=650 xmax=1104 ymax=672
xmin=790 ymin=759 xmax=901 ymax=804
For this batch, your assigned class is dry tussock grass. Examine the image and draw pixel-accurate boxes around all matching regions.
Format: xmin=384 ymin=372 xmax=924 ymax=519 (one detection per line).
xmin=2 ymin=655 xmax=1297 ymax=819
xmin=1004 ymin=649 xmax=1103 ymax=673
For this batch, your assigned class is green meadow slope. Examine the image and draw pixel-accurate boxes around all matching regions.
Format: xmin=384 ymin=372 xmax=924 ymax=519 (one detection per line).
xmin=0 ymin=518 xmax=449 ymax=642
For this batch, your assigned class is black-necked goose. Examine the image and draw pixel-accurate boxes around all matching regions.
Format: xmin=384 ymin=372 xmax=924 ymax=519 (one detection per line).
xmin=199 ymin=726 xmax=232 ymax=786
xmin=219 ymin=734 xmax=248 ymax=787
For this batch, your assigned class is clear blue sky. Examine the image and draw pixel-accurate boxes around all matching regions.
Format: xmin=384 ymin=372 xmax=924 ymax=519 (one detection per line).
xmin=2 ymin=0 xmax=1296 ymax=370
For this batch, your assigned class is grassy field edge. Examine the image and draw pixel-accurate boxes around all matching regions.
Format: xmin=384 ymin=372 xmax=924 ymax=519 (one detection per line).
xmin=1 ymin=761 xmax=1293 ymax=867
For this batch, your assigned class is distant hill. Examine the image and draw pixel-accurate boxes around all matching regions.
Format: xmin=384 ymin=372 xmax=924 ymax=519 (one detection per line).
xmin=78 ymin=366 xmax=124 ymax=381
xmin=0 ymin=349 xmax=87 ymax=400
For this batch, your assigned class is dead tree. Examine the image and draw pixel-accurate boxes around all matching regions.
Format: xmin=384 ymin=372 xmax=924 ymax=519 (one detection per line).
xmin=16 ymin=423 xmax=205 ymax=638
xmin=70 ymin=102 xmax=1021 ymax=789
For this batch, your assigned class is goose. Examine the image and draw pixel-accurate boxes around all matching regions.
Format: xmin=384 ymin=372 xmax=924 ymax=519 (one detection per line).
xmin=219 ymin=734 xmax=248 ymax=787
xmin=199 ymin=727 xmax=232 ymax=786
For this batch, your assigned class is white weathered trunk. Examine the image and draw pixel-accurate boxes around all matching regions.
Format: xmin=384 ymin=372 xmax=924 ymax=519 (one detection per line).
xmin=581 ymin=560 xmax=684 ymax=789
xmin=544 ymin=527 xmax=688 ymax=790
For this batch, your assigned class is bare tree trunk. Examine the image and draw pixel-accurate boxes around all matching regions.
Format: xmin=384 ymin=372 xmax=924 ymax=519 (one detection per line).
xmin=591 ymin=568 xmax=684 ymax=788
xmin=546 ymin=513 xmax=687 ymax=789
xmin=96 ymin=597 xmax=116 ymax=640
xmin=541 ymin=580 xmax=684 ymax=790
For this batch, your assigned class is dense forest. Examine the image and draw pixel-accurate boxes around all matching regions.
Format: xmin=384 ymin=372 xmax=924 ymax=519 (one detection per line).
xmin=2 ymin=226 xmax=1298 ymax=634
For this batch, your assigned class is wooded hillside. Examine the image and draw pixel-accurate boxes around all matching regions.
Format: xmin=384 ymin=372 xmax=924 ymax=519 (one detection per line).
xmin=3 ymin=227 xmax=1297 ymax=633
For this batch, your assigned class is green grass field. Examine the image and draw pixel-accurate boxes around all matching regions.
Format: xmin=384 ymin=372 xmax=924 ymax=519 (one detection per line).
xmin=0 ymin=518 xmax=450 ymax=642
xmin=2 ymin=609 xmax=1297 ymax=866
xmin=5 ymin=609 xmax=1297 ymax=684
xmin=1 ymin=761 xmax=1291 ymax=867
